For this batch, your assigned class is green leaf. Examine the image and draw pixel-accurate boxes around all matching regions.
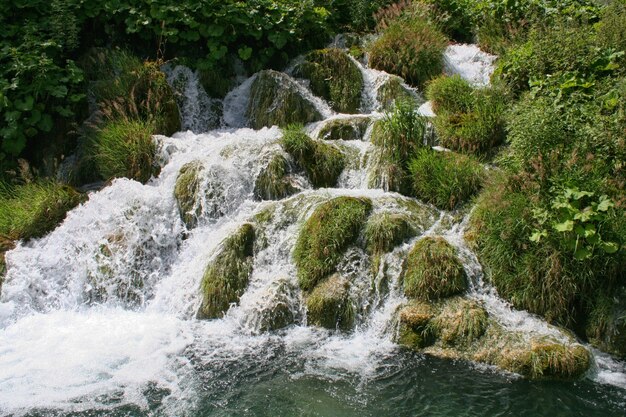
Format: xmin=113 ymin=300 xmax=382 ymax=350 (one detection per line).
xmin=574 ymin=246 xmax=592 ymax=260
xmin=553 ymin=220 xmax=574 ymax=232
xmin=238 ymin=46 xmax=253 ymax=61
xmin=37 ymin=114 xmax=53 ymax=132
xmin=601 ymin=242 xmax=620 ymax=254
xmin=47 ymin=85 xmax=68 ymax=98
xmin=207 ymin=25 xmax=225 ymax=37
xmin=14 ymin=96 xmax=34 ymax=111
xmin=530 ymin=229 xmax=548 ymax=243
xmin=597 ymin=196 xmax=614 ymax=212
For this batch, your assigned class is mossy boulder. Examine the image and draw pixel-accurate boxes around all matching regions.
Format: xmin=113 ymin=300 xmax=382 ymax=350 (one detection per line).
xmin=294 ymin=197 xmax=372 ymax=291
xmin=174 ymin=161 xmax=204 ymax=228
xmin=246 ymin=70 xmax=322 ymax=129
xmin=294 ymin=48 xmax=364 ymax=114
xmin=377 ymin=76 xmax=419 ymax=111
xmin=403 ymin=237 xmax=467 ymax=300
xmin=318 ymin=117 xmax=371 ymax=141
xmin=397 ymin=300 xmax=436 ymax=349
xmin=197 ymin=223 xmax=255 ymax=319
xmin=257 ymin=278 xmax=298 ymax=332
xmin=306 ymin=274 xmax=354 ymax=330
xmin=364 ymin=212 xmax=415 ymax=255
xmin=430 ymin=298 xmax=489 ymax=347
xmin=281 ymin=125 xmax=346 ymax=188
xmin=254 ymin=154 xmax=298 ymax=201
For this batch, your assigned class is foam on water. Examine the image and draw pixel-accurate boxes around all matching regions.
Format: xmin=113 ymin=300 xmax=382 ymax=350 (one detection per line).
xmin=444 ymin=44 xmax=497 ymax=87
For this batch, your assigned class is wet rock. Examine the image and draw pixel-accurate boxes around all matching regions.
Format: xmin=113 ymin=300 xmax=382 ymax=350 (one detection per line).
xmin=306 ymin=273 xmax=354 ymax=330
xmin=317 ymin=116 xmax=372 ymax=141
xmin=254 ymin=154 xmax=299 ymax=201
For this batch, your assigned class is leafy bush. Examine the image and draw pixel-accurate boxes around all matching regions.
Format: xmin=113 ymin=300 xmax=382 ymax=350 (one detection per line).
xmin=408 ymin=148 xmax=484 ymax=210
xmin=0 ymin=180 xmax=83 ymax=240
xmin=92 ymin=119 xmax=158 ymax=183
xmin=369 ymin=16 xmax=446 ymax=88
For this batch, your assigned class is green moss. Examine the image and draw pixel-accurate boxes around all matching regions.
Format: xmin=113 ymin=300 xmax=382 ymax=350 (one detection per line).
xmin=254 ymin=154 xmax=298 ymax=201
xmin=367 ymin=152 xmax=407 ymax=193
xmin=247 ymin=70 xmax=322 ymax=129
xmin=93 ymin=119 xmax=158 ymax=183
xmin=397 ymin=300 xmax=436 ymax=349
xmin=377 ymin=76 xmax=419 ymax=111
xmin=258 ymin=279 xmax=297 ymax=332
xmin=364 ymin=212 xmax=415 ymax=255
xmin=174 ymin=161 xmax=204 ymax=229
xmin=586 ymin=290 xmax=626 ymax=358
xmin=197 ymin=223 xmax=255 ymax=319
xmin=403 ymin=237 xmax=467 ymax=300
xmin=306 ymin=274 xmax=354 ymax=330
xmin=408 ymin=148 xmax=484 ymax=210
xmin=294 ymin=48 xmax=364 ymax=114
xmin=426 ymin=75 xmax=474 ymax=114
xmin=0 ymin=181 xmax=84 ymax=241
xmin=369 ymin=18 xmax=446 ymax=88
xmin=281 ymin=125 xmax=345 ymax=188
xmin=318 ymin=117 xmax=371 ymax=141
xmin=294 ymin=197 xmax=372 ymax=291
xmin=430 ymin=298 xmax=489 ymax=348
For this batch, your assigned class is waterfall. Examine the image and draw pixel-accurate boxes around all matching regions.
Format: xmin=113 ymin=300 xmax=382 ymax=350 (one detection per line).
xmin=0 ymin=44 xmax=624 ymax=415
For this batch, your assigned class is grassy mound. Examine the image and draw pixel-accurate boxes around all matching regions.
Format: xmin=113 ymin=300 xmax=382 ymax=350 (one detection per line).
xmin=0 ymin=181 xmax=83 ymax=241
xmin=306 ymin=273 xmax=354 ymax=330
xmin=426 ymin=76 xmax=506 ymax=156
xmin=92 ymin=119 xmax=158 ymax=183
xmin=430 ymin=298 xmax=489 ymax=347
xmin=247 ymin=70 xmax=322 ymax=129
xmin=318 ymin=117 xmax=371 ymax=141
xmin=369 ymin=18 xmax=446 ymax=88
xmin=198 ymin=223 xmax=255 ymax=319
xmin=397 ymin=300 xmax=436 ymax=349
xmin=408 ymin=148 xmax=484 ymax=210
xmin=364 ymin=212 xmax=415 ymax=255
xmin=281 ymin=125 xmax=345 ymax=188
xmin=294 ymin=196 xmax=372 ymax=290
xmin=254 ymin=154 xmax=298 ymax=201
xmin=377 ymin=76 xmax=419 ymax=111
xmin=403 ymin=237 xmax=467 ymax=300
xmin=294 ymin=48 xmax=364 ymax=114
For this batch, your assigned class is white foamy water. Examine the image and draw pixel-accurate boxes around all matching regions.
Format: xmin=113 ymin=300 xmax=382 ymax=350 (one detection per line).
xmin=1 ymin=43 xmax=625 ymax=414
xmin=444 ymin=44 xmax=497 ymax=87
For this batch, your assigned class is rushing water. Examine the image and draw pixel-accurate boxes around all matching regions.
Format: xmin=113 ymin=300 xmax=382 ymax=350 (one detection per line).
xmin=0 ymin=45 xmax=625 ymax=416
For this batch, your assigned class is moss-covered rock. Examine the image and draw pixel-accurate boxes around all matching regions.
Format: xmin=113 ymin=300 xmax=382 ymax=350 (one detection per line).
xmin=174 ymin=161 xmax=204 ymax=229
xmin=254 ymin=154 xmax=298 ymax=201
xmin=403 ymin=237 xmax=467 ymax=300
xmin=294 ymin=196 xmax=372 ymax=291
xmin=364 ymin=212 xmax=415 ymax=255
xmin=197 ymin=223 xmax=255 ymax=319
xmin=397 ymin=295 xmax=591 ymax=380
xmin=377 ymin=76 xmax=419 ymax=111
xmin=306 ymin=273 xmax=354 ymax=330
xmin=294 ymin=48 xmax=364 ymax=114
xmin=430 ymin=298 xmax=488 ymax=347
xmin=257 ymin=278 xmax=298 ymax=332
xmin=247 ymin=70 xmax=322 ymax=129
xmin=281 ymin=125 xmax=346 ymax=188
xmin=318 ymin=117 xmax=371 ymax=141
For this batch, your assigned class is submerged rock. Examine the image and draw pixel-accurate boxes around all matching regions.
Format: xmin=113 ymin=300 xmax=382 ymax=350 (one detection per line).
xmin=246 ymin=70 xmax=322 ymax=129
xmin=197 ymin=223 xmax=255 ymax=319
xmin=306 ymin=273 xmax=354 ymax=330
xmin=317 ymin=116 xmax=372 ymax=141
xmin=403 ymin=237 xmax=468 ymax=300
xmin=294 ymin=196 xmax=372 ymax=291
xmin=397 ymin=296 xmax=591 ymax=380
xmin=294 ymin=48 xmax=364 ymax=114
xmin=253 ymin=153 xmax=299 ymax=201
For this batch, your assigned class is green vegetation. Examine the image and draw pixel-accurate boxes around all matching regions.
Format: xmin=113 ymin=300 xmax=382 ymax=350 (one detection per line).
xmin=403 ymin=237 xmax=467 ymax=301
xmin=427 ymin=75 xmax=506 ymax=156
xmin=198 ymin=223 xmax=255 ymax=319
xmin=281 ymin=125 xmax=345 ymax=188
xmin=295 ymin=48 xmax=364 ymax=114
xmin=174 ymin=161 xmax=204 ymax=229
xmin=0 ymin=181 xmax=83 ymax=241
xmin=369 ymin=16 xmax=447 ymax=88
xmin=364 ymin=212 xmax=415 ymax=255
xmin=294 ymin=197 xmax=372 ymax=291
xmin=306 ymin=273 xmax=354 ymax=330
xmin=370 ymin=100 xmax=429 ymax=193
xmin=430 ymin=298 xmax=488 ymax=347
xmin=247 ymin=71 xmax=322 ymax=129
xmin=318 ymin=117 xmax=371 ymax=141
xmin=254 ymin=154 xmax=297 ymax=201
xmin=408 ymin=148 xmax=484 ymax=210
xmin=377 ymin=76 xmax=419 ymax=111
